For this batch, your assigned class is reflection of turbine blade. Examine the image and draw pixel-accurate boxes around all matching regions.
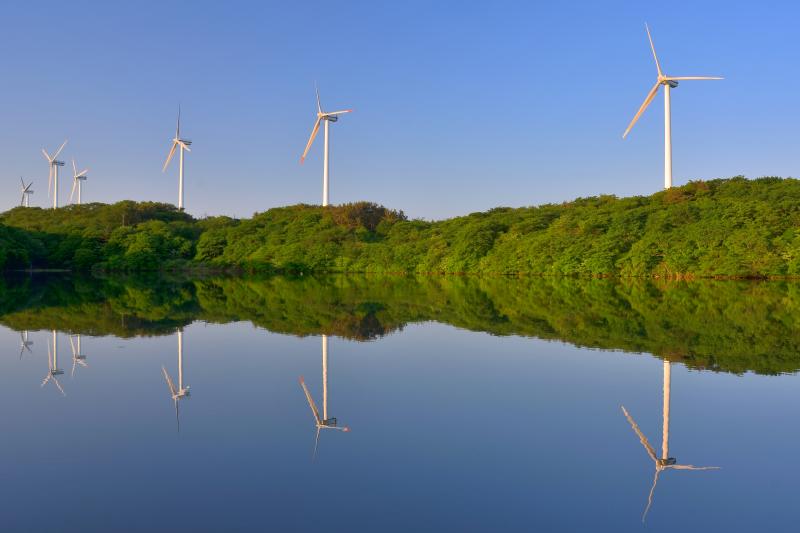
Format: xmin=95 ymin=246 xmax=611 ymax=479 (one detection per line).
xmin=312 ymin=426 xmax=321 ymax=461
xmin=621 ymin=405 xmax=657 ymax=462
xmin=670 ymin=464 xmax=720 ymax=471
xmin=299 ymin=377 xmax=322 ymax=424
xmin=175 ymin=398 xmax=180 ymax=433
xmin=642 ymin=467 xmax=661 ymax=522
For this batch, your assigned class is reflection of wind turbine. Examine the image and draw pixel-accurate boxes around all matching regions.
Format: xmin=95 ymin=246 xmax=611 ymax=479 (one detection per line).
xmin=19 ymin=331 xmax=33 ymax=359
xmin=162 ymin=330 xmax=190 ymax=431
xmin=622 ymin=24 xmax=722 ymax=189
xmin=162 ymin=107 xmax=192 ymax=211
xmin=299 ymin=335 xmax=350 ymax=459
xmin=42 ymin=330 xmax=65 ymax=396
xmin=20 ymin=178 xmax=34 ymax=207
xmin=69 ymin=159 xmax=89 ymax=205
xmin=42 ymin=140 xmax=68 ymax=209
xmin=69 ymin=334 xmax=88 ymax=377
xmin=299 ymin=85 xmax=353 ymax=207
xmin=621 ymin=360 xmax=719 ymax=522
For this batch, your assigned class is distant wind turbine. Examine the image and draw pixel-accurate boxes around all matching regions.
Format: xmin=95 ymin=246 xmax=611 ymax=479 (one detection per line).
xmin=19 ymin=331 xmax=33 ymax=359
xmin=69 ymin=159 xmax=89 ymax=205
xmin=19 ymin=178 xmax=33 ymax=207
xmin=299 ymin=335 xmax=350 ymax=460
xmin=42 ymin=140 xmax=68 ymax=209
xmin=69 ymin=334 xmax=88 ymax=377
xmin=622 ymin=24 xmax=722 ymax=189
xmin=162 ymin=107 xmax=192 ymax=210
xmin=621 ymin=360 xmax=719 ymax=522
xmin=162 ymin=329 xmax=190 ymax=431
xmin=300 ymin=85 xmax=353 ymax=207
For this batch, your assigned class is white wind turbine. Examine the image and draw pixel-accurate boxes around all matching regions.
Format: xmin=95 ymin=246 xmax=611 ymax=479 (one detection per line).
xmin=621 ymin=360 xmax=719 ymax=522
xmin=19 ymin=331 xmax=34 ymax=359
xmin=162 ymin=329 xmax=190 ymax=431
xmin=162 ymin=107 xmax=192 ymax=211
xmin=69 ymin=159 xmax=89 ymax=205
xmin=622 ymin=24 xmax=722 ymax=189
xmin=19 ymin=178 xmax=34 ymax=207
xmin=69 ymin=334 xmax=88 ymax=377
xmin=300 ymin=85 xmax=353 ymax=206
xmin=42 ymin=330 xmax=65 ymax=396
xmin=299 ymin=335 xmax=350 ymax=459
xmin=42 ymin=140 xmax=68 ymax=209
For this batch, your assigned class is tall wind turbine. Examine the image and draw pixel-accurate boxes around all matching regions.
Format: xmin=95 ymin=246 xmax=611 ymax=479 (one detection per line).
xmin=162 ymin=107 xmax=192 ymax=211
xmin=300 ymin=85 xmax=353 ymax=207
xmin=162 ymin=329 xmax=190 ymax=431
xmin=69 ymin=159 xmax=89 ymax=205
xmin=622 ymin=24 xmax=722 ymax=189
xmin=42 ymin=140 xmax=68 ymax=209
xmin=69 ymin=334 xmax=88 ymax=377
xmin=299 ymin=335 xmax=350 ymax=459
xmin=621 ymin=360 xmax=719 ymax=522
xmin=19 ymin=178 xmax=34 ymax=207
xmin=42 ymin=330 xmax=65 ymax=396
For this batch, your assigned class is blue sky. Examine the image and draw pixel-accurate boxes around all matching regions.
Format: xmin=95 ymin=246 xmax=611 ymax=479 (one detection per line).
xmin=0 ymin=0 xmax=796 ymax=219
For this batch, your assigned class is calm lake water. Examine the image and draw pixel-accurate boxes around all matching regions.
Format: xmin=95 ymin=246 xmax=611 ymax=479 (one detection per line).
xmin=1 ymin=275 xmax=799 ymax=532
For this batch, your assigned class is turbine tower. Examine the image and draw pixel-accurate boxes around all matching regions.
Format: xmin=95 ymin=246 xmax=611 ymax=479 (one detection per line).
xmin=69 ymin=159 xmax=89 ymax=205
xmin=42 ymin=330 xmax=65 ymax=396
xmin=162 ymin=107 xmax=192 ymax=211
xmin=300 ymin=85 xmax=353 ymax=207
xmin=621 ymin=360 xmax=719 ymax=522
xmin=162 ymin=329 xmax=190 ymax=431
xmin=19 ymin=178 xmax=34 ymax=207
xmin=299 ymin=335 xmax=350 ymax=459
xmin=622 ymin=24 xmax=722 ymax=189
xmin=42 ymin=140 xmax=68 ymax=209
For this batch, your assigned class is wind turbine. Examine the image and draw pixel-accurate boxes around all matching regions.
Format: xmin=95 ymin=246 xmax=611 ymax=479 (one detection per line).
xmin=299 ymin=335 xmax=350 ymax=459
xmin=299 ymin=85 xmax=353 ymax=207
xmin=69 ymin=159 xmax=89 ymax=205
xmin=162 ymin=107 xmax=192 ymax=211
xmin=162 ymin=329 xmax=190 ymax=431
xmin=621 ymin=360 xmax=719 ymax=522
xmin=19 ymin=331 xmax=33 ymax=359
xmin=42 ymin=140 xmax=68 ymax=209
xmin=42 ymin=330 xmax=65 ymax=396
xmin=69 ymin=334 xmax=88 ymax=377
xmin=622 ymin=24 xmax=722 ymax=189
xmin=19 ymin=178 xmax=34 ymax=207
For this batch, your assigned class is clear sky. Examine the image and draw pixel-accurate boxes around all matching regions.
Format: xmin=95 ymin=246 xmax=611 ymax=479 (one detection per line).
xmin=0 ymin=0 xmax=796 ymax=219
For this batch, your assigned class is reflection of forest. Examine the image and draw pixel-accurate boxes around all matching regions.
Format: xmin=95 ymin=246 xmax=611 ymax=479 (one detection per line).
xmin=2 ymin=274 xmax=800 ymax=375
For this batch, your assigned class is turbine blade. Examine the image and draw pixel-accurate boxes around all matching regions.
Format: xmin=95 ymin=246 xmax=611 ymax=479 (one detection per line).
xmin=20 ymin=193 xmax=25 ymax=206
xmin=622 ymin=81 xmax=661 ymax=139
xmin=665 ymin=76 xmax=724 ymax=81
xmin=326 ymin=109 xmax=353 ymax=116
xmin=176 ymin=106 xmax=181 ymax=138
xmin=299 ymin=377 xmax=322 ymax=423
xmin=48 ymin=167 xmax=53 ymax=196
xmin=621 ymin=405 xmax=658 ymax=462
xmin=315 ymin=83 xmax=322 ymax=114
xmin=645 ymin=23 xmax=663 ymax=77
xmin=42 ymin=148 xmax=52 ymax=162
xmin=300 ymin=118 xmax=321 ymax=163
xmin=53 ymin=139 xmax=68 ymax=160
xmin=163 ymin=142 xmax=178 ymax=171
xmin=20 ymin=177 xmax=24 ymax=189
xmin=162 ymin=366 xmax=177 ymax=397
xmin=178 ymin=141 xmax=191 ymax=152
xmin=72 ymin=159 xmax=77 ymax=176
xmin=69 ymin=179 xmax=77 ymax=203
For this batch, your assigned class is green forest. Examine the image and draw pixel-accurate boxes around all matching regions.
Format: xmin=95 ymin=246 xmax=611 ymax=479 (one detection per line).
xmin=2 ymin=274 xmax=799 ymax=375
xmin=3 ymin=177 xmax=800 ymax=277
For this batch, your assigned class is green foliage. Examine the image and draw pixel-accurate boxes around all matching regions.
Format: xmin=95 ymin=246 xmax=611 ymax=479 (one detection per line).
xmin=4 ymin=274 xmax=800 ymax=375
xmin=3 ymin=178 xmax=800 ymax=277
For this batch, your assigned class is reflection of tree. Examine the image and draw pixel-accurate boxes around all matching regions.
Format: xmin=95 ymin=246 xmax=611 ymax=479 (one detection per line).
xmin=3 ymin=274 xmax=800 ymax=374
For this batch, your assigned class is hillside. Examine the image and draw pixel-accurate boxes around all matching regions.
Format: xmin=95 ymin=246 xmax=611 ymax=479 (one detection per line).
xmin=2 ymin=177 xmax=800 ymax=277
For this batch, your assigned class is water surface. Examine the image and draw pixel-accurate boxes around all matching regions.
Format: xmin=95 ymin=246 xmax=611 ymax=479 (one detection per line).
xmin=0 ymin=275 xmax=797 ymax=532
